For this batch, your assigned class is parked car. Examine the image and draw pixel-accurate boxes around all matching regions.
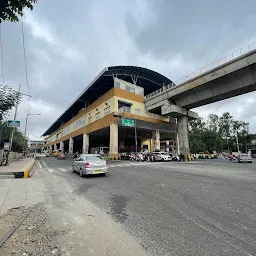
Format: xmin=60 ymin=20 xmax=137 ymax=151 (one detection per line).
xmin=237 ymin=153 xmax=252 ymax=163
xmin=72 ymin=154 xmax=108 ymax=177
xmin=53 ymin=150 xmax=61 ymax=157
xmin=151 ymin=152 xmax=164 ymax=162
xmin=57 ymin=153 xmax=66 ymax=160
xmin=153 ymin=152 xmax=172 ymax=161
xmin=145 ymin=153 xmax=160 ymax=162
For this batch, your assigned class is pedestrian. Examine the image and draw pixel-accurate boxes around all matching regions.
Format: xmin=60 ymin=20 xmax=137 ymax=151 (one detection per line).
xmin=73 ymin=151 xmax=79 ymax=160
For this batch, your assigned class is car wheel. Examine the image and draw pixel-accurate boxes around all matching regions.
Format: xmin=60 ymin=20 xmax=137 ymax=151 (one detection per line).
xmin=79 ymin=169 xmax=84 ymax=177
xmin=100 ymin=173 xmax=106 ymax=176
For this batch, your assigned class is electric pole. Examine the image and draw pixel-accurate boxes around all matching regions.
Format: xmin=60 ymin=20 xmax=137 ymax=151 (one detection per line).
xmin=236 ymin=131 xmax=240 ymax=153
xmin=9 ymin=84 xmax=21 ymax=151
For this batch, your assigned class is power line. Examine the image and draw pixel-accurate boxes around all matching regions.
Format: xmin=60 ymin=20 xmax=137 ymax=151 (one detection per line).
xmin=21 ymin=17 xmax=31 ymax=139
xmin=21 ymin=17 xmax=30 ymax=95
xmin=17 ymin=97 xmax=29 ymax=116
xmin=0 ymin=23 xmax=4 ymax=85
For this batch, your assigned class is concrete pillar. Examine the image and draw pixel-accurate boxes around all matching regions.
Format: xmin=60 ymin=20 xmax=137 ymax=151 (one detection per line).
xmin=152 ymin=130 xmax=160 ymax=151
xmin=109 ymin=124 xmax=118 ymax=157
xmin=166 ymin=141 xmax=170 ymax=152
xmin=69 ymin=138 xmax=74 ymax=155
xmin=54 ymin=144 xmax=57 ymax=151
xmin=83 ymin=133 xmax=89 ymax=154
xmin=60 ymin=141 xmax=64 ymax=153
xmin=176 ymin=133 xmax=180 ymax=155
xmin=177 ymin=116 xmax=190 ymax=156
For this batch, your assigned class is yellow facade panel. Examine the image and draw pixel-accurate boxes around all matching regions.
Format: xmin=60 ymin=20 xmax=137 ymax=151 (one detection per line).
xmin=45 ymin=87 xmax=172 ymax=146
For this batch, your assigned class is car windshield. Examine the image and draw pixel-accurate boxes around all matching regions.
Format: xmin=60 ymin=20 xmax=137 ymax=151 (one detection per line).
xmin=86 ymin=155 xmax=104 ymax=161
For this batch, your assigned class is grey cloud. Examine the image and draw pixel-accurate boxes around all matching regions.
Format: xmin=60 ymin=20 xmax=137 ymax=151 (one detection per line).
xmin=193 ymin=92 xmax=256 ymax=133
xmin=125 ymin=0 xmax=256 ymax=66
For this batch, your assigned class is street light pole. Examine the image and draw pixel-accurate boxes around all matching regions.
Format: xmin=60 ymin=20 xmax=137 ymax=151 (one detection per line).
xmin=22 ymin=113 xmax=41 ymax=156
xmin=236 ymin=131 xmax=240 ymax=153
xmin=134 ymin=119 xmax=137 ymax=153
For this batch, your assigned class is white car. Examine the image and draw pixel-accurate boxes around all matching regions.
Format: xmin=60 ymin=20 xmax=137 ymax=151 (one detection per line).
xmin=153 ymin=152 xmax=172 ymax=161
xmin=72 ymin=154 xmax=108 ymax=177
xmin=237 ymin=154 xmax=252 ymax=163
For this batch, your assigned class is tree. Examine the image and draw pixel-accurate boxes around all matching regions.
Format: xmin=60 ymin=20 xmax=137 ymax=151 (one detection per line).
xmin=0 ymin=0 xmax=38 ymax=23
xmin=0 ymin=85 xmax=21 ymax=122
xmin=0 ymin=123 xmax=27 ymax=152
xmin=189 ymin=117 xmax=206 ymax=135
xmin=207 ymin=114 xmax=219 ymax=132
xmin=188 ymin=112 xmax=251 ymax=154
xmin=189 ymin=117 xmax=207 ymax=153
xmin=219 ymin=112 xmax=233 ymax=139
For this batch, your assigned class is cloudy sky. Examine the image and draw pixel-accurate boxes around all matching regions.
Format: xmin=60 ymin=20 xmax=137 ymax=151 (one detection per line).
xmin=1 ymin=0 xmax=256 ymax=139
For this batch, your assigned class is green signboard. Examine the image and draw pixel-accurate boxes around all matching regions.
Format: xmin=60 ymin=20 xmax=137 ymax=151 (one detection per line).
xmin=7 ymin=120 xmax=20 ymax=127
xmin=122 ymin=119 xmax=135 ymax=127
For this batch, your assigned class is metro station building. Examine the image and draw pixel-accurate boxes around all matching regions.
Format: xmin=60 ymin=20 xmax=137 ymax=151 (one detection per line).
xmin=42 ymin=66 xmax=179 ymax=157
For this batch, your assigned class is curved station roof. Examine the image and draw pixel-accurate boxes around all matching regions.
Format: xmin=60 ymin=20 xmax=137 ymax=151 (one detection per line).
xmin=42 ymin=66 xmax=172 ymax=136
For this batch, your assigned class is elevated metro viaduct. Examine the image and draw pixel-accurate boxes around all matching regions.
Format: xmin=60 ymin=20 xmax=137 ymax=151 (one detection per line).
xmin=145 ymin=43 xmax=256 ymax=155
xmin=42 ymin=66 xmax=185 ymax=157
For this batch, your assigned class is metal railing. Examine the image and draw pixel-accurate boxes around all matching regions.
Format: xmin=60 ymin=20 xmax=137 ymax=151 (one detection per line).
xmin=145 ymin=41 xmax=256 ymax=100
xmin=117 ymin=107 xmax=167 ymax=121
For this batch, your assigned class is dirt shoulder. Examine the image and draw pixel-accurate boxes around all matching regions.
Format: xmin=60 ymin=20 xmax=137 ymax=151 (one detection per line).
xmin=0 ymin=203 xmax=61 ymax=256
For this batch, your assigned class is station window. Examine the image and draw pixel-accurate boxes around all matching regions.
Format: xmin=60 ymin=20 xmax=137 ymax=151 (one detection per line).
xmin=125 ymin=85 xmax=129 ymax=91
xmin=130 ymin=87 xmax=135 ymax=93
xmin=88 ymin=116 xmax=92 ymax=124
xmin=79 ymin=117 xmax=85 ymax=127
xmin=125 ymin=85 xmax=135 ymax=93
xmin=104 ymin=107 xmax=110 ymax=115
xmin=73 ymin=121 xmax=77 ymax=130
xmin=95 ymin=112 xmax=100 ymax=120
xmin=114 ymin=81 xmax=120 ymax=88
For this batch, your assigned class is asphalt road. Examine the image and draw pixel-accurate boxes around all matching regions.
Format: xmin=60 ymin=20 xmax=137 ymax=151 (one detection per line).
xmin=39 ymin=157 xmax=256 ymax=256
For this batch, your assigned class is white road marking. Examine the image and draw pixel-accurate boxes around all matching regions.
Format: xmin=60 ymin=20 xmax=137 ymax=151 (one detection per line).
xmin=59 ymin=168 xmax=70 ymax=172
xmin=108 ymin=161 xmax=175 ymax=169
xmin=47 ymin=168 xmax=55 ymax=173
xmin=38 ymin=161 xmax=42 ymax=169
xmin=109 ymin=162 xmax=152 ymax=168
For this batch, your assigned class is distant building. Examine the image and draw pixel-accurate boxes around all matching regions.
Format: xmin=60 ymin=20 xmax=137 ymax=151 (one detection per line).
xmin=28 ymin=140 xmax=45 ymax=153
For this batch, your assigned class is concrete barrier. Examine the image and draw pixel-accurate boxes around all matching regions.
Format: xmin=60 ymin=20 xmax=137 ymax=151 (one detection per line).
xmin=14 ymin=159 xmax=36 ymax=178
xmin=102 ymin=156 xmax=120 ymax=161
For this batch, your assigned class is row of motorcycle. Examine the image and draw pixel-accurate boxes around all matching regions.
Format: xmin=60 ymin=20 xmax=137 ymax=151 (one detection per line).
xmin=120 ymin=152 xmax=180 ymax=162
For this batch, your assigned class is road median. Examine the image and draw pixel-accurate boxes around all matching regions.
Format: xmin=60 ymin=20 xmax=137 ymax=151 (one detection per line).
xmin=0 ymin=158 xmax=36 ymax=179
